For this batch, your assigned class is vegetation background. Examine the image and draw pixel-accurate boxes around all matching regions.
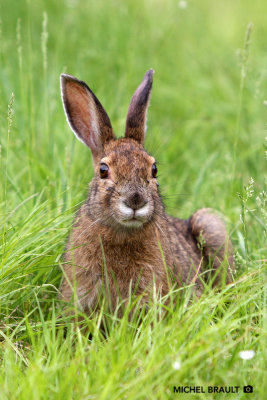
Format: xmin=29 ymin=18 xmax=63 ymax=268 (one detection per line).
xmin=0 ymin=0 xmax=266 ymax=399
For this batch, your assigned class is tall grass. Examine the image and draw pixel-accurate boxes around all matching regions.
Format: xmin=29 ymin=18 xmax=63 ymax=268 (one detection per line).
xmin=0 ymin=0 xmax=266 ymax=399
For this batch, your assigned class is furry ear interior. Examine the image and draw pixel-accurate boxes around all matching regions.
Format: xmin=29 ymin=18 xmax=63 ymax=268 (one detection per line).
xmin=125 ymin=69 xmax=154 ymax=144
xmin=60 ymin=74 xmax=115 ymax=158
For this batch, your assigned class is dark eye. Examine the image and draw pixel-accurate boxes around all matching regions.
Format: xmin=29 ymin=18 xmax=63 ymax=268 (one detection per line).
xmin=100 ymin=163 xmax=109 ymax=179
xmin=152 ymin=163 xmax=157 ymax=178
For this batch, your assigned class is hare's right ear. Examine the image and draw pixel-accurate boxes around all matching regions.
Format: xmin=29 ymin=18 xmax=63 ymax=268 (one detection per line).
xmin=125 ymin=69 xmax=154 ymax=145
xmin=60 ymin=74 xmax=115 ymax=160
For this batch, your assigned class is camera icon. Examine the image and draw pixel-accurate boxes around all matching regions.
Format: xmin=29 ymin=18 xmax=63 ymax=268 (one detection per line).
xmin=243 ymin=385 xmax=253 ymax=393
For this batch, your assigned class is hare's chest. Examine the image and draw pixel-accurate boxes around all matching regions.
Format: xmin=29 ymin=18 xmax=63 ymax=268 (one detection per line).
xmin=102 ymin=245 xmax=168 ymax=298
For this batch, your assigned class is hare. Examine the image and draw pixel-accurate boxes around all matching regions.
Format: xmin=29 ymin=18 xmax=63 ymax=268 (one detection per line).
xmin=60 ymin=69 xmax=234 ymax=314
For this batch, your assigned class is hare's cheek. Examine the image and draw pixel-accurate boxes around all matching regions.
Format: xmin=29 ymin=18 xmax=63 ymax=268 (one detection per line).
xmin=103 ymin=186 xmax=116 ymax=207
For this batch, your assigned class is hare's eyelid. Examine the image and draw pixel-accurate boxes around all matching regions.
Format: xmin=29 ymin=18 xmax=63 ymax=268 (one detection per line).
xmin=100 ymin=157 xmax=110 ymax=165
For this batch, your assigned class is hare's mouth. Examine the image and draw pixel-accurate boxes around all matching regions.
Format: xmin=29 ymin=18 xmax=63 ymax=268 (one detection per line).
xmin=117 ymin=200 xmax=151 ymax=228
xmin=120 ymin=218 xmax=144 ymax=228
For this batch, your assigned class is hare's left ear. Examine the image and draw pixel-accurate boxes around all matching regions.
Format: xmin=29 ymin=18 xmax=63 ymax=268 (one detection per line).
xmin=125 ymin=69 xmax=154 ymax=145
xmin=60 ymin=74 xmax=115 ymax=161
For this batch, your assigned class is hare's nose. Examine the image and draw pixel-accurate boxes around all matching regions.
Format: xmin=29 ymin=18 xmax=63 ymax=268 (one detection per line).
xmin=124 ymin=192 xmax=147 ymax=210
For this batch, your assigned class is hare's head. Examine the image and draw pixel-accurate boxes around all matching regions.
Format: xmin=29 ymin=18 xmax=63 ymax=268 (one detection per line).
xmin=61 ymin=70 xmax=162 ymax=230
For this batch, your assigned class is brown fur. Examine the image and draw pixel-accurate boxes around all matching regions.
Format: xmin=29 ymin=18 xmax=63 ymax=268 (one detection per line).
xmin=59 ymin=70 xmax=234 ymax=315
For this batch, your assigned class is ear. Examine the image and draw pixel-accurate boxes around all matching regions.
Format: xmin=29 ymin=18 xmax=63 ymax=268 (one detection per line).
xmin=60 ymin=74 xmax=115 ymax=160
xmin=125 ymin=69 xmax=154 ymax=144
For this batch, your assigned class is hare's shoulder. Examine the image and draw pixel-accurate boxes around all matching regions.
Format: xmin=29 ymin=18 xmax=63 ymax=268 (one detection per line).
xmin=165 ymin=208 xmax=233 ymax=287
xmin=165 ymin=214 xmax=201 ymax=268
xmin=167 ymin=208 xmax=231 ymax=251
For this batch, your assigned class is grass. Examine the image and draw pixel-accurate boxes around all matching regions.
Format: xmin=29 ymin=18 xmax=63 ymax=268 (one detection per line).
xmin=0 ymin=0 xmax=266 ymax=398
